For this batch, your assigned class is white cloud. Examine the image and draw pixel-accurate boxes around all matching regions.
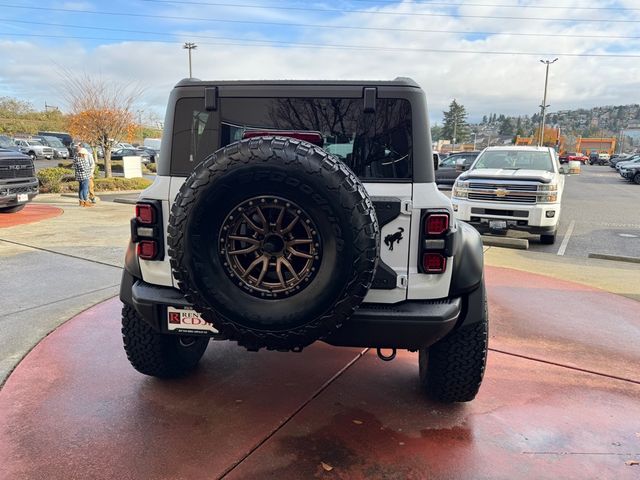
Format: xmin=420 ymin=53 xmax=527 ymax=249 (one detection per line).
xmin=1 ymin=1 xmax=639 ymax=123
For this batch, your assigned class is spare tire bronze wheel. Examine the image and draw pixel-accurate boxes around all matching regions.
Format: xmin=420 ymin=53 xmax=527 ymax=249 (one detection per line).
xmin=168 ymin=136 xmax=379 ymax=351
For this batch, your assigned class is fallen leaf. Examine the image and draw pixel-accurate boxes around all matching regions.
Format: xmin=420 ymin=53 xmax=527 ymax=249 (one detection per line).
xmin=352 ymin=420 xmax=363 ymax=425
xmin=235 ymin=399 xmax=243 ymax=403
xmin=399 ymin=442 xmax=405 ymax=446
xmin=625 ymin=460 xmax=639 ymax=466
xmin=321 ymin=462 xmax=334 ymax=472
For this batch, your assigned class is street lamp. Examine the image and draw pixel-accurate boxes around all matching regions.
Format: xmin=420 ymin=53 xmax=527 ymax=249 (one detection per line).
xmin=472 ymin=132 xmax=477 ymax=150
xmin=538 ymin=58 xmax=558 ymax=147
xmin=183 ymin=42 xmax=197 ymax=78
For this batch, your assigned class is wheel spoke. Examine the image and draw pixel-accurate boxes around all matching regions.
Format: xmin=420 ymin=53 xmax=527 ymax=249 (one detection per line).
xmin=288 ymin=239 xmax=313 ymax=246
xmin=275 ymin=207 xmax=286 ymax=232
xmin=275 ymin=257 xmax=286 ymax=287
xmin=229 ymin=244 xmax=259 ymax=255
xmin=242 ymin=255 xmax=266 ymax=279
xmin=279 ymin=257 xmax=300 ymax=281
xmin=287 ymin=247 xmax=313 ymax=259
xmin=281 ymin=214 xmax=300 ymax=234
xmin=228 ymin=235 xmax=260 ymax=245
xmin=255 ymin=257 xmax=269 ymax=285
xmin=255 ymin=206 xmax=268 ymax=231
xmin=242 ymin=213 xmax=265 ymax=234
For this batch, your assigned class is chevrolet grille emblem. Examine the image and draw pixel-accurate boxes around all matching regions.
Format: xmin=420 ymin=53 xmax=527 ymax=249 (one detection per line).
xmin=495 ymin=188 xmax=507 ymax=198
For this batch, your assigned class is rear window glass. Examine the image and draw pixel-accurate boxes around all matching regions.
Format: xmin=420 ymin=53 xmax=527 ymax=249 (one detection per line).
xmin=171 ymin=96 xmax=412 ymax=180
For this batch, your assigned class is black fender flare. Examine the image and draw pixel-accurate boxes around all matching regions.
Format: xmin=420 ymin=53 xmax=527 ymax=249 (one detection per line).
xmin=448 ymin=220 xmax=484 ymax=298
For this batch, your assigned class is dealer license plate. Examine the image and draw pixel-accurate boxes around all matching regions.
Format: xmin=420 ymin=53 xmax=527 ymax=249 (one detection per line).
xmin=167 ymin=306 xmax=219 ymax=334
xmin=489 ymin=220 xmax=507 ymax=230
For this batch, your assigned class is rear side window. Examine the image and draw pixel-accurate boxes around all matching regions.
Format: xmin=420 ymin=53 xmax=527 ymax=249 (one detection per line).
xmin=171 ymin=96 xmax=412 ymax=180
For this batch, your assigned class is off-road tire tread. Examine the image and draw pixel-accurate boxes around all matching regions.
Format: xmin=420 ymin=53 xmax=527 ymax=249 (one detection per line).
xmin=121 ymin=305 xmax=208 ymax=378
xmin=168 ymin=136 xmax=378 ymax=351
xmin=422 ymin=290 xmax=488 ymax=402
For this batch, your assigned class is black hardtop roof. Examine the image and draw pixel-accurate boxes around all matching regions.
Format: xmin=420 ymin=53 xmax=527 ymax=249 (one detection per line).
xmin=174 ymin=77 xmax=420 ymax=89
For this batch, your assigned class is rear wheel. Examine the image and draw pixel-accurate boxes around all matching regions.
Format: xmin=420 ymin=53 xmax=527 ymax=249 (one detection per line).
xmin=634 ymin=173 xmax=640 ymax=185
xmin=419 ymin=285 xmax=488 ymax=403
xmin=121 ymin=305 xmax=209 ymax=378
xmin=0 ymin=204 xmax=25 ymax=213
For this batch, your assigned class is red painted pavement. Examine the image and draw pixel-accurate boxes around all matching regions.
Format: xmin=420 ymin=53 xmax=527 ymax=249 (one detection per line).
xmin=0 ymin=204 xmax=62 ymax=228
xmin=1 ymin=267 xmax=639 ymax=480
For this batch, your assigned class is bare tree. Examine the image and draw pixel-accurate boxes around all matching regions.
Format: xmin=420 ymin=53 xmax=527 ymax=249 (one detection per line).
xmin=62 ymin=73 xmax=142 ymax=178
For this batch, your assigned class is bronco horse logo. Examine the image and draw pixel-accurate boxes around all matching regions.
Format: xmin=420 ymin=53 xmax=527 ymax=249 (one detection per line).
xmin=384 ymin=227 xmax=404 ymax=251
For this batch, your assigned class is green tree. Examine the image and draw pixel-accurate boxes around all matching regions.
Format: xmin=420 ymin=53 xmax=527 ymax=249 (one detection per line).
xmin=499 ymin=117 xmax=514 ymax=136
xmin=442 ymin=99 xmax=469 ymax=145
xmin=430 ymin=123 xmax=443 ymax=142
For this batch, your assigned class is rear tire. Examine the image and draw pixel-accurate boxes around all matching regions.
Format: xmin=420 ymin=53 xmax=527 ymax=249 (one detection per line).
xmin=634 ymin=173 xmax=640 ymax=185
xmin=540 ymin=233 xmax=556 ymax=244
xmin=419 ymin=285 xmax=488 ymax=403
xmin=121 ymin=305 xmax=209 ymax=378
xmin=0 ymin=204 xmax=25 ymax=213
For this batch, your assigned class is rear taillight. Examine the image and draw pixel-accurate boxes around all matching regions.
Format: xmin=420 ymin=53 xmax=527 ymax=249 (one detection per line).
xmin=132 ymin=201 xmax=163 ymax=261
xmin=418 ymin=211 xmax=451 ymax=274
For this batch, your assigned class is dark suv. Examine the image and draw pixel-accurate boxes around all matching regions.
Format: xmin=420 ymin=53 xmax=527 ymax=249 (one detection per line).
xmin=0 ymin=148 xmax=38 ymax=213
xmin=119 ymin=78 xmax=488 ymax=403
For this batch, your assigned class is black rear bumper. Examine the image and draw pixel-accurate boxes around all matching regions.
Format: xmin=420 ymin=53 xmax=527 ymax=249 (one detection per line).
xmin=120 ymin=270 xmax=485 ymax=351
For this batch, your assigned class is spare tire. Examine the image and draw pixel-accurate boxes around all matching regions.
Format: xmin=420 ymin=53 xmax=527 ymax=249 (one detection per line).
xmin=168 ymin=136 xmax=379 ymax=351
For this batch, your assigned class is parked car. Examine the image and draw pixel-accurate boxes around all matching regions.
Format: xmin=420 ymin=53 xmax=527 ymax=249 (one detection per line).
xmin=435 ymin=151 xmax=481 ymax=187
xmin=452 ymin=146 xmax=564 ymax=244
xmin=37 ymin=131 xmax=73 ymax=152
xmin=610 ymin=154 xmax=635 ymax=168
xmin=559 ymin=152 xmax=588 ymax=164
xmin=13 ymin=138 xmax=54 ymax=160
xmin=135 ymin=146 xmax=158 ymax=163
xmin=111 ymin=148 xmax=151 ymax=162
xmin=0 ymin=135 xmax=20 ymax=152
xmin=598 ymin=152 xmax=610 ymax=163
xmin=621 ymin=163 xmax=640 ymax=184
xmin=0 ymin=148 xmax=38 ymax=213
xmin=616 ymin=156 xmax=640 ymax=173
xmin=33 ymin=135 xmax=69 ymax=159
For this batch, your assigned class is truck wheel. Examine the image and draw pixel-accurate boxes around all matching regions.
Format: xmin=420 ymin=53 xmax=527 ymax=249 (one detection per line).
xmin=121 ymin=305 xmax=209 ymax=378
xmin=634 ymin=173 xmax=640 ymax=185
xmin=419 ymin=284 xmax=488 ymax=403
xmin=168 ymin=136 xmax=379 ymax=352
xmin=540 ymin=233 xmax=556 ymax=244
xmin=0 ymin=204 xmax=25 ymax=213
xmin=28 ymin=151 xmax=37 ymax=161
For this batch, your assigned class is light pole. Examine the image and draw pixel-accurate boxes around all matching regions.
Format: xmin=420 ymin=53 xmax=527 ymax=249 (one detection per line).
xmin=183 ymin=42 xmax=197 ymax=78
xmin=472 ymin=132 xmax=477 ymax=150
xmin=538 ymin=58 xmax=558 ymax=147
xmin=452 ymin=120 xmax=457 ymax=151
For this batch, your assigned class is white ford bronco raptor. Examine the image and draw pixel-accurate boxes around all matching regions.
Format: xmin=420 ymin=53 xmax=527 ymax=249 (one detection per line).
xmin=120 ymin=78 xmax=488 ymax=403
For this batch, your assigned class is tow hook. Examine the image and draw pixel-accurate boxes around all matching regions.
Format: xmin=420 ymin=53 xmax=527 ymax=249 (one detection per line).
xmin=376 ymin=348 xmax=396 ymax=362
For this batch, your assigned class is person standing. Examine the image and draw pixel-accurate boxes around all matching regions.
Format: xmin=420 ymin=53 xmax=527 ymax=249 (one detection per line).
xmin=73 ymin=143 xmax=93 ymax=207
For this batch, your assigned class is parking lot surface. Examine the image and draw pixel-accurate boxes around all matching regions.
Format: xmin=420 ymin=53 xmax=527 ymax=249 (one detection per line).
xmin=505 ymin=165 xmax=639 ymax=258
xmin=1 ymin=266 xmax=639 ymax=480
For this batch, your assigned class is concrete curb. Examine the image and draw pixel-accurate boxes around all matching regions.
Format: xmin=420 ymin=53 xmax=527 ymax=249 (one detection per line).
xmin=588 ymin=252 xmax=640 ymax=264
xmin=481 ymin=235 xmax=529 ymax=250
xmin=113 ymin=198 xmax=137 ymax=205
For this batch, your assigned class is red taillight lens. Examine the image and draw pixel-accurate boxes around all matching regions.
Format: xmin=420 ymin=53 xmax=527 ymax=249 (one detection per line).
xmin=425 ymin=214 xmax=449 ymax=235
xmin=422 ymin=253 xmax=447 ymax=273
xmin=137 ymin=240 xmax=158 ymax=260
xmin=135 ymin=204 xmax=155 ymax=224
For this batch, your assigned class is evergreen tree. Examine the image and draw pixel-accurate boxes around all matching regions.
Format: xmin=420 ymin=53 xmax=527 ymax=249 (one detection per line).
xmin=482 ymin=115 xmax=488 ymax=124
xmin=430 ymin=123 xmax=443 ymax=142
xmin=442 ymin=99 xmax=469 ymax=144
xmin=499 ymin=117 xmax=514 ymax=136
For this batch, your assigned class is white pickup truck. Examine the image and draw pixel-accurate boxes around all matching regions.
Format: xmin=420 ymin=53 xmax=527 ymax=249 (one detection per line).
xmin=451 ymin=146 xmax=564 ymax=244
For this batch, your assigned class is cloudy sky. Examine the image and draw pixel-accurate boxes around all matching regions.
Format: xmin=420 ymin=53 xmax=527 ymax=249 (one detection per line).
xmin=1 ymin=0 xmax=639 ymax=124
